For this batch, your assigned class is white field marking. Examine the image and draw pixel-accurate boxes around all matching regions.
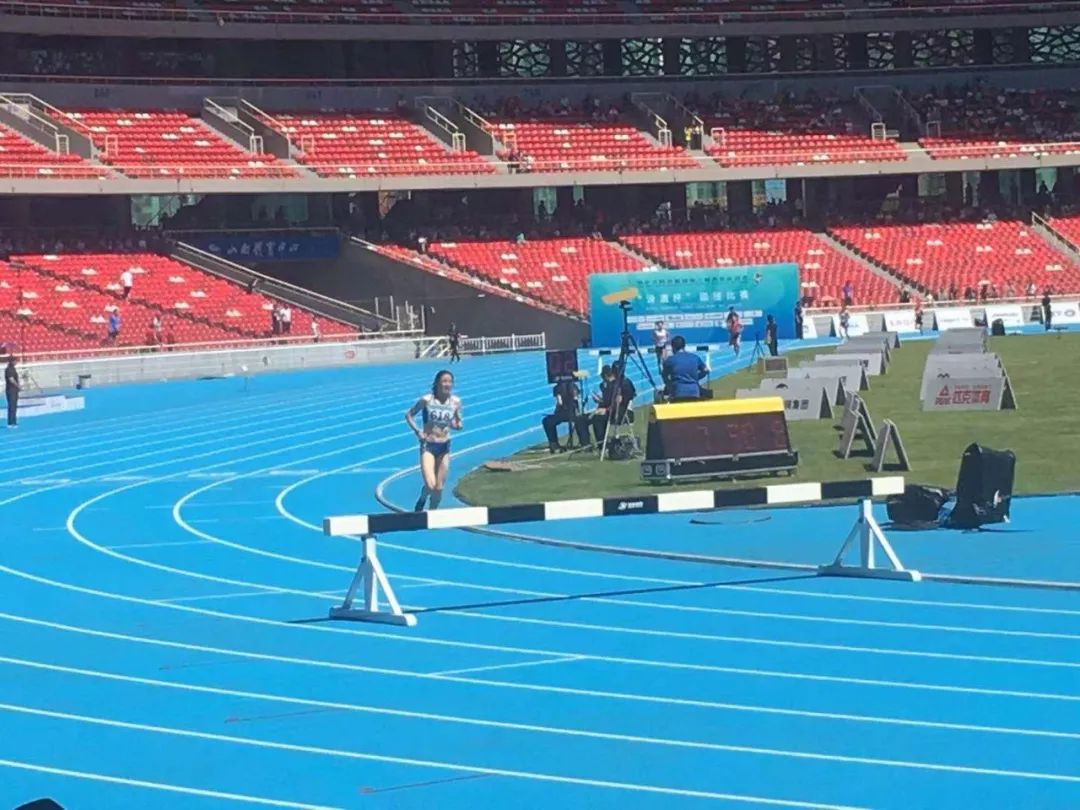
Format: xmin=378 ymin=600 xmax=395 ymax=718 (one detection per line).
xmin=429 ymin=655 xmax=586 ymax=677
xmin=185 ymin=487 xmax=1080 ymax=647
xmin=721 ymin=584 xmax=1080 ymax=618
xmin=147 ymin=501 xmax=272 ymax=510
xmin=4 ymin=368 xmax=545 ymax=516
xmin=265 ymin=432 xmax=1080 ymax=646
xmin=109 ymin=540 xmax=213 ymax=551
xmin=3 ymin=576 xmax=1080 ymax=720
xmin=0 ymin=372 xmax=434 ymax=489
xmin=156 ymin=591 xmax=302 ymax=604
xmin=48 ymin=380 xmax=1080 ymax=676
xmin=0 ymin=373 xmax=380 ymax=477
xmin=1 ymin=653 xmax=1075 ymax=765
xmin=0 ymin=702 xmax=871 ymax=809
xmin=0 ymin=353 xmax=540 ymax=459
xmin=0 ymin=758 xmax=340 ymax=810
xmin=0 ymin=358 xmax=402 ymax=452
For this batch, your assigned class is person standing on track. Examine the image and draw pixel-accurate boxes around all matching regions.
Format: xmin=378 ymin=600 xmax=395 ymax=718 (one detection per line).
xmin=405 ymin=369 xmax=463 ymax=512
xmin=448 ymin=323 xmax=462 ymax=363
xmin=4 ymin=356 xmax=19 ymax=429
xmin=651 ymin=320 xmax=669 ymax=374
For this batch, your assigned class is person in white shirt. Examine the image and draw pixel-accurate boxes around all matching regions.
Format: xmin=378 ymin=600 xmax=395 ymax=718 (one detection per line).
xmin=311 ymin=318 xmax=320 ymax=343
xmin=280 ymin=305 xmax=293 ymax=334
xmin=120 ymin=269 xmax=134 ymax=300
xmin=651 ymin=320 xmax=669 ymax=374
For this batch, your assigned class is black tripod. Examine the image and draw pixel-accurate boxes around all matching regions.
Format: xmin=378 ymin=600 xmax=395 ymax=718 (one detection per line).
xmin=600 ymin=301 xmax=661 ymax=460
xmin=748 ymin=327 xmax=766 ymax=364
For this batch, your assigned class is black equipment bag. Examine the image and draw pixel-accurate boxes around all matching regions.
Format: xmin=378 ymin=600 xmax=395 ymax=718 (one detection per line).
xmin=886 ymin=485 xmax=951 ymax=526
xmin=944 ymin=443 xmax=1016 ymax=529
xmin=990 ymin=318 xmax=1006 ymax=336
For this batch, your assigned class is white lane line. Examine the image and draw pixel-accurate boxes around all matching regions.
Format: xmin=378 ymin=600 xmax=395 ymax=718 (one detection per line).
xmin=0 ymin=363 xmax=471 ymax=505
xmin=0 ymin=758 xmax=340 ymax=810
xmin=2 ymin=609 xmax=1078 ymax=747
xmin=157 ymin=590 xmax=338 ymax=605
xmin=0 ymin=701 xmax=869 ymax=808
xmin=109 ymin=541 xmax=212 ymax=551
xmin=430 ymin=655 xmax=585 ymax=678
xmin=723 ymin=584 xmax=1080 ymax=618
xmin=1 ymin=652 xmax=1076 ymax=786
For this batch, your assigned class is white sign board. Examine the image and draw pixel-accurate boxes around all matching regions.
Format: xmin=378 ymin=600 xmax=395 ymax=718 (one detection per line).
xmin=882 ymin=309 xmax=917 ymax=333
xmin=832 ymin=312 xmax=870 ymax=338
xmin=984 ymin=304 xmax=1024 ymax=329
xmin=922 ymin=375 xmax=1017 ymax=411
xmin=814 ymin=352 xmax=886 ymax=376
xmin=800 ymin=317 xmax=818 ymax=339
xmin=933 ymin=308 xmax=975 ymax=331
xmin=1050 ymin=300 xmax=1080 ymax=325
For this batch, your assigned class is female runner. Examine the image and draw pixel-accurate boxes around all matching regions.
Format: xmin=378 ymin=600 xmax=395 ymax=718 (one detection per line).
xmin=405 ymin=369 xmax=462 ymax=511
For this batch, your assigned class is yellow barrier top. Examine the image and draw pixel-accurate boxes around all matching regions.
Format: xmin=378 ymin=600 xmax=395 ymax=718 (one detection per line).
xmin=649 ymin=396 xmax=785 ymax=422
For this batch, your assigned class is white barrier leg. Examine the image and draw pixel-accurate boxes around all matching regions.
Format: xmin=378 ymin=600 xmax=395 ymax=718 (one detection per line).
xmin=329 ymin=536 xmax=417 ymax=626
xmin=819 ymin=499 xmax=921 ymax=582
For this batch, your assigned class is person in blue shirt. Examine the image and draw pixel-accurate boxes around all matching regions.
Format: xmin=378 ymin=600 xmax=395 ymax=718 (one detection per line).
xmin=662 ymin=336 xmax=708 ymax=402
xmin=107 ymin=309 xmax=121 ymax=344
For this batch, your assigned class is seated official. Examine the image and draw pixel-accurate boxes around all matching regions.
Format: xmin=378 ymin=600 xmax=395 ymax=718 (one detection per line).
xmin=541 ymin=379 xmax=581 ymax=453
xmin=661 ymin=336 xmax=709 ymax=402
xmin=575 ymin=363 xmax=636 ymax=449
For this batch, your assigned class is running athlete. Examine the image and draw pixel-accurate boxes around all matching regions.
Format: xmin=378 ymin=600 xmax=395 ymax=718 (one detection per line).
xmin=405 ymin=369 xmax=463 ymax=511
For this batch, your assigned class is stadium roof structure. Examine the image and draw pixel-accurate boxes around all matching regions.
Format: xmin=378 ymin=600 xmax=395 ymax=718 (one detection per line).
xmin=2 ymin=0 xmax=1080 ymax=41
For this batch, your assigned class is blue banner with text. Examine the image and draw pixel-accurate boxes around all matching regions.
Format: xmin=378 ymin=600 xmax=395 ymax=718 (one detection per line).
xmin=588 ymin=264 xmax=800 ymax=347
xmin=191 ymin=233 xmax=341 ymax=262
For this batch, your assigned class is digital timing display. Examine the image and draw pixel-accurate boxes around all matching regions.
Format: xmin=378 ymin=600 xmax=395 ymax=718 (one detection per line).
xmin=654 ymin=412 xmax=791 ymax=459
xmin=545 ymin=349 xmax=579 ymax=384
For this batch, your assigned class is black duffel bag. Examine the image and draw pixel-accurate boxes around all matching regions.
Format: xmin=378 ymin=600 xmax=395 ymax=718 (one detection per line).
xmin=886 ymin=484 xmax=952 ymax=527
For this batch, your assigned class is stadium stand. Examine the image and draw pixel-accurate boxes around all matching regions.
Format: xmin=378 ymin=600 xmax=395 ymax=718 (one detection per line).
xmin=63 ymin=110 xmax=296 ymax=179
xmin=492 ymin=116 xmax=698 ymax=173
xmin=698 ymin=94 xmax=907 ymax=167
xmin=829 ymin=220 xmax=1080 ymax=298
xmin=273 ymin=112 xmax=495 ymax=177
xmin=0 ymin=122 xmax=108 ymax=180
xmin=915 ymin=86 xmax=1080 ymax=160
xmin=1048 ymin=215 xmax=1080 ymax=255
xmin=426 ymin=237 xmax=645 ymax=314
xmin=5 ymin=252 xmax=354 ymax=351
xmin=621 ymin=229 xmax=902 ymax=305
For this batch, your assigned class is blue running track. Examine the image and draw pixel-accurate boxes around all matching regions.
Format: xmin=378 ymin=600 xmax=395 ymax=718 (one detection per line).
xmin=0 ymin=345 xmax=1077 ymax=810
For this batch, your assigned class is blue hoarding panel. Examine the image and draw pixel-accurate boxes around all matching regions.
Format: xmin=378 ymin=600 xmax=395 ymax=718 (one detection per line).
xmin=588 ymin=264 xmax=800 ymax=347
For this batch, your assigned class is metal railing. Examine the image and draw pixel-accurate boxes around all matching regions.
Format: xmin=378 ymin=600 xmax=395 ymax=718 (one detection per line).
xmin=21 ymin=333 xmax=433 ymax=388
xmin=171 ymin=240 xmax=404 ymax=330
xmin=0 ymin=0 xmax=1074 ymax=26
xmin=459 ymin=333 xmax=546 ymax=355
xmin=4 ymin=136 xmax=1080 ymax=180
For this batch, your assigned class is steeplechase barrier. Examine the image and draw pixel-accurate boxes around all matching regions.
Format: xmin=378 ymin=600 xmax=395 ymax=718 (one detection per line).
xmin=323 ymin=476 xmax=918 ymax=627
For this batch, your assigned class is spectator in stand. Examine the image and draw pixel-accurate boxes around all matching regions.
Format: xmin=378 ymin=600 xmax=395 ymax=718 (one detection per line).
xmin=1005 ymin=281 xmax=1016 ymax=299
xmin=270 ymin=306 xmax=281 ymax=337
xmin=151 ymin=314 xmax=163 ymax=347
xmin=1042 ymin=289 xmax=1053 ymax=330
xmin=915 ymin=301 xmax=924 ymax=333
xmin=281 ymin=305 xmax=293 ymax=335
xmin=107 ymin=309 xmax=121 ymax=343
xmin=1026 ymin=280 xmax=1037 ymax=298
xmin=4 ymin=356 xmax=19 ymax=429
xmin=841 ymin=281 xmax=854 ymax=307
xmin=120 ymin=267 xmax=134 ymax=300
xmin=311 ymin=318 xmax=321 ymax=343
xmin=948 ymin=282 xmax=958 ymax=301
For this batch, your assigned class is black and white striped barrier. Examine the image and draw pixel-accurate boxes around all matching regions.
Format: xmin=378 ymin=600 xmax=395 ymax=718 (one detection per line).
xmin=323 ymin=477 xmax=919 ymax=626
